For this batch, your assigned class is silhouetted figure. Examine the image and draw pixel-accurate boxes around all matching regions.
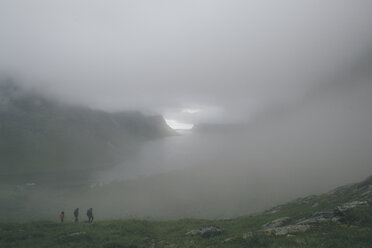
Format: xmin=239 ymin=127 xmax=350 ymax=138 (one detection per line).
xmin=60 ymin=211 xmax=64 ymax=223
xmin=74 ymin=208 xmax=79 ymax=222
xmin=87 ymin=208 xmax=94 ymax=223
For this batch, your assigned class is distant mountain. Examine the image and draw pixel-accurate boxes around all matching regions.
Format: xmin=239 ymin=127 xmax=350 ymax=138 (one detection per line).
xmin=0 ymin=81 xmax=175 ymax=174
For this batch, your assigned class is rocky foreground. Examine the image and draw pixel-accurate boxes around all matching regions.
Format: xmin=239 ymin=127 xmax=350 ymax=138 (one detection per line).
xmin=1 ymin=176 xmax=372 ymax=248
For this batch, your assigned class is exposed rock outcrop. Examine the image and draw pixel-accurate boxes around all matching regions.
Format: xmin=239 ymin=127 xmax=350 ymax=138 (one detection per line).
xmin=296 ymin=211 xmax=335 ymax=225
xmin=186 ymin=226 xmax=224 ymax=238
xmin=296 ymin=201 xmax=369 ymax=225
xmin=264 ymin=224 xmax=310 ymax=236
xmin=68 ymin=232 xmax=86 ymax=237
xmin=262 ymin=216 xmax=310 ymax=236
xmin=335 ymin=201 xmax=369 ymax=213
xmin=262 ymin=217 xmax=290 ymax=229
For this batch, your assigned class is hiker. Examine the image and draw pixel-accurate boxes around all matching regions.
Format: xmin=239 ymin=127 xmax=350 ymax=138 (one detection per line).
xmin=87 ymin=208 xmax=94 ymax=223
xmin=74 ymin=208 xmax=79 ymax=222
xmin=60 ymin=211 xmax=65 ymax=223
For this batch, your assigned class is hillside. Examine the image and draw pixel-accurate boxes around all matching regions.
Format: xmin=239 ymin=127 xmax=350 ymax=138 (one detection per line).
xmin=0 ymin=81 xmax=175 ymax=174
xmin=1 ymin=175 xmax=371 ymax=248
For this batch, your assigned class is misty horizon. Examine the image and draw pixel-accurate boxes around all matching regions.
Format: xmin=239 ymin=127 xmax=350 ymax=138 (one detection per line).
xmin=1 ymin=1 xmax=372 ymax=124
xmin=1 ymin=0 xmax=372 ymax=222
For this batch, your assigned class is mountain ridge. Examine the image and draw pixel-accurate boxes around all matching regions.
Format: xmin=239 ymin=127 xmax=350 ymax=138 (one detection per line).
xmin=0 ymin=80 xmax=175 ymax=174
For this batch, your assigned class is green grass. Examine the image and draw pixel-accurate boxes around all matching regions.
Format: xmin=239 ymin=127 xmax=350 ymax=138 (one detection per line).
xmin=1 ymin=178 xmax=371 ymax=248
xmin=1 ymin=208 xmax=371 ymax=248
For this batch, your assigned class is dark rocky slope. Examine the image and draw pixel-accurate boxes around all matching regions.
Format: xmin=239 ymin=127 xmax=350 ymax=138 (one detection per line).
xmin=0 ymin=81 xmax=174 ymax=174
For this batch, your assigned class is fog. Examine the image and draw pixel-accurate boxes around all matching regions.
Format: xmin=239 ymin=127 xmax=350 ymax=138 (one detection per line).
xmin=0 ymin=1 xmax=372 ymax=221
xmin=2 ymin=0 xmax=372 ymax=120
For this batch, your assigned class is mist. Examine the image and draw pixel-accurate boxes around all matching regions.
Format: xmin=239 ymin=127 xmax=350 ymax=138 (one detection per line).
xmin=1 ymin=0 xmax=372 ymax=221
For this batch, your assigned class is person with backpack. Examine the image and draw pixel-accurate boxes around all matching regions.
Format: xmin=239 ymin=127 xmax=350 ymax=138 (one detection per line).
xmin=74 ymin=208 xmax=79 ymax=222
xmin=87 ymin=208 xmax=94 ymax=223
xmin=60 ymin=211 xmax=65 ymax=223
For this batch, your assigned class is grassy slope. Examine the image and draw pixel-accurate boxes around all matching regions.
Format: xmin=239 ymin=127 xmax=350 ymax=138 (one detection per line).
xmin=1 ymin=177 xmax=372 ymax=248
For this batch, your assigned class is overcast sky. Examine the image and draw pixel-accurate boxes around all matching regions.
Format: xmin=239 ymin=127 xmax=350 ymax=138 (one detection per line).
xmin=1 ymin=0 xmax=372 ymax=124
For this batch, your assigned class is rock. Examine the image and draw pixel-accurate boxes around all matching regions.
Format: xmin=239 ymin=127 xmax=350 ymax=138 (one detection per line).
xmin=185 ymin=226 xmax=224 ymax=238
xmin=331 ymin=217 xmax=342 ymax=223
xmin=336 ymin=201 xmax=369 ymax=212
xmin=185 ymin=230 xmax=200 ymax=236
xmin=262 ymin=217 xmax=290 ymax=228
xmin=221 ymin=237 xmax=236 ymax=244
xmin=68 ymin=232 xmax=86 ymax=237
xmin=274 ymin=228 xmax=289 ymax=236
xmin=311 ymin=202 xmax=319 ymax=208
xmin=200 ymin=226 xmax=224 ymax=238
xmin=295 ymin=238 xmax=306 ymax=245
xmin=265 ymin=206 xmax=281 ymax=214
xmin=296 ymin=211 xmax=334 ymax=225
xmin=149 ymin=240 xmax=155 ymax=248
xmin=242 ymin=232 xmax=253 ymax=239
xmin=295 ymin=201 xmax=368 ymax=226
xmin=222 ymin=238 xmax=232 ymax=243
xmin=264 ymin=225 xmax=310 ymax=236
xmin=327 ymin=185 xmax=350 ymax=196
xmin=298 ymin=195 xmax=316 ymax=204
xmin=294 ymin=201 xmax=368 ymax=226
xmin=360 ymin=189 xmax=372 ymax=197
xmin=269 ymin=210 xmax=278 ymax=214
xmin=143 ymin=237 xmax=155 ymax=248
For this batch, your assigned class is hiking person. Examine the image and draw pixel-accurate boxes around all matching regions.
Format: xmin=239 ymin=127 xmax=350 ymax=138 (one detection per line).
xmin=87 ymin=208 xmax=94 ymax=223
xmin=74 ymin=208 xmax=79 ymax=222
xmin=60 ymin=211 xmax=65 ymax=223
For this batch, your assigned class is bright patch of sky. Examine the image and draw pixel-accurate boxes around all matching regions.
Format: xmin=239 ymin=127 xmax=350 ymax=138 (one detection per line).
xmin=165 ymin=119 xmax=194 ymax=130
xmin=162 ymin=105 xmax=226 ymax=127
xmin=181 ymin=108 xmax=200 ymax=114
